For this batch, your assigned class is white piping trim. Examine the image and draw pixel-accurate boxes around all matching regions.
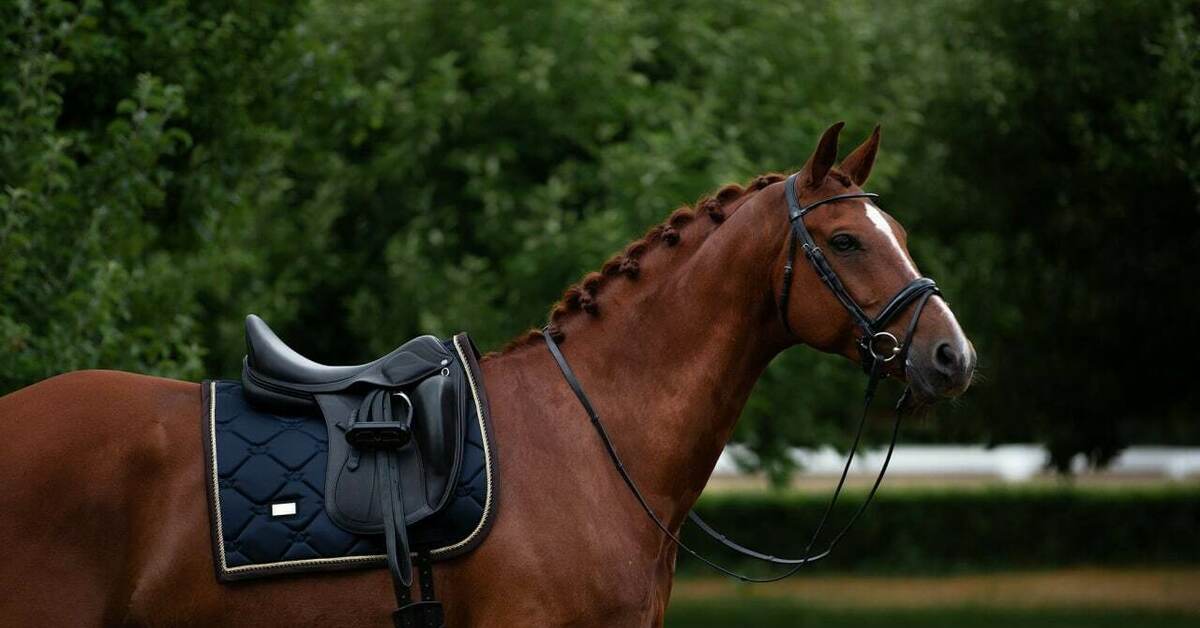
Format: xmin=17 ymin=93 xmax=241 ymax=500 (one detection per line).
xmin=430 ymin=335 xmax=495 ymax=556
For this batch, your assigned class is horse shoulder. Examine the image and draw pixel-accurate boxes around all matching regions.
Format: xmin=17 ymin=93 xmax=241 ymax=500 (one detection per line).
xmin=436 ymin=354 xmax=665 ymax=625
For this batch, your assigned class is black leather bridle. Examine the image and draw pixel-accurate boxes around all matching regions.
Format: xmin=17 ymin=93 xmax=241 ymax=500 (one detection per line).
xmin=543 ymin=173 xmax=941 ymax=582
xmin=779 ymin=172 xmax=940 ymax=373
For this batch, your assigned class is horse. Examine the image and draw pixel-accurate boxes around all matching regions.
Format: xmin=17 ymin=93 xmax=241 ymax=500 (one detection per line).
xmin=0 ymin=123 xmax=975 ymax=627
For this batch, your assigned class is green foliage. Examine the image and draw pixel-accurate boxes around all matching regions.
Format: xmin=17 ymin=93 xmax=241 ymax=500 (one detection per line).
xmin=2 ymin=0 xmax=1197 ymax=477
xmin=260 ymin=0 xmax=947 ymax=365
xmin=0 ymin=0 xmax=298 ymax=386
xmin=897 ymin=0 xmax=1200 ymax=469
xmin=680 ymin=485 xmax=1200 ymax=576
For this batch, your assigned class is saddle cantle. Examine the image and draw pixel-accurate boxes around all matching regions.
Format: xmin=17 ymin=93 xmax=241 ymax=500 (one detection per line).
xmin=237 ymin=315 xmax=483 ymax=627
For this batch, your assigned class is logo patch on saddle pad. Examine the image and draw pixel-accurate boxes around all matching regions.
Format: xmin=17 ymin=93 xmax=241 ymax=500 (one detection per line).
xmin=201 ymin=336 xmax=497 ymax=581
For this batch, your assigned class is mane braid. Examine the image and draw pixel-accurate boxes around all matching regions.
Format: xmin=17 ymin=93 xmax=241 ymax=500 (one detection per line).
xmin=487 ymin=173 xmax=787 ymax=358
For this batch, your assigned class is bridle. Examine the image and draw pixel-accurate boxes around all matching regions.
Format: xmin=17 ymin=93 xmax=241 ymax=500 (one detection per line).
xmin=543 ymin=173 xmax=941 ymax=582
xmin=778 ymin=172 xmax=940 ymax=373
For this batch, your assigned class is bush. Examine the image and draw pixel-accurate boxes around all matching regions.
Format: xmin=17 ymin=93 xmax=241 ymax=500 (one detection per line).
xmin=0 ymin=0 xmax=298 ymax=388
xmin=679 ymin=485 xmax=1200 ymax=576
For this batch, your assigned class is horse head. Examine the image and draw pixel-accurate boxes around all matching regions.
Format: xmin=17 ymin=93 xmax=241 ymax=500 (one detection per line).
xmin=773 ymin=122 xmax=976 ymax=402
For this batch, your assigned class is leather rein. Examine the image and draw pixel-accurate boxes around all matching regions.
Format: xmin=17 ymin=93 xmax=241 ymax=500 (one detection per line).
xmin=543 ymin=173 xmax=940 ymax=581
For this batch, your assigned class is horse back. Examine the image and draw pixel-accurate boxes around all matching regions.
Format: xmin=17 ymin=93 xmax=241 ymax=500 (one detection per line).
xmin=0 ymin=371 xmax=201 ymax=625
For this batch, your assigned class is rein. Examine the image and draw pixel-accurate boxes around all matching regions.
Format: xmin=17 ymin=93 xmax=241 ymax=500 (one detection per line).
xmin=541 ymin=174 xmax=940 ymax=581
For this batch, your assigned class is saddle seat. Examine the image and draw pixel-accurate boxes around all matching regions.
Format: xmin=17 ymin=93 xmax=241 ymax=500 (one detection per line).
xmin=245 ymin=314 xmax=393 ymax=384
xmin=240 ymin=314 xmax=471 ymax=615
xmin=243 ymin=314 xmax=454 ymax=411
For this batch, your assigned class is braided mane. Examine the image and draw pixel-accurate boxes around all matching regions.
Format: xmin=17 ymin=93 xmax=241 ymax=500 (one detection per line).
xmin=492 ymin=172 xmax=808 ymax=356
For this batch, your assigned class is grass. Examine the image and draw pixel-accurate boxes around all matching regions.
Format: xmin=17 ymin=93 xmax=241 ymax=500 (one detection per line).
xmin=666 ymin=601 xmax=1200 ymax=628
xmin=665 ymin=568 xmax=1200 ymax=627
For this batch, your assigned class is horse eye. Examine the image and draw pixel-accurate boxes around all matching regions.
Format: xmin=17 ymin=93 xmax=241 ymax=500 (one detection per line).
xmin=830 ymin=234 xmax=860 ymax=252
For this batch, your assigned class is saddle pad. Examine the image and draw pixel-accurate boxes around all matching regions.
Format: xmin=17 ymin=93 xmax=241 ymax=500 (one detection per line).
xmin=201 ymin=337 xmax=498 ymax=582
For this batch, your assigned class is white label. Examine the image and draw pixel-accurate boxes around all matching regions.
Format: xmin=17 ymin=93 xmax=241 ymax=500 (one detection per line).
xmin=271 ymin=502 xmax=297 ymax=517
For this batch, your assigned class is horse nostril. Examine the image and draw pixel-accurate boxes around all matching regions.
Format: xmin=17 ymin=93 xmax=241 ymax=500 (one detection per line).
xmin=933 ymin=342 xmax=960 ymax=374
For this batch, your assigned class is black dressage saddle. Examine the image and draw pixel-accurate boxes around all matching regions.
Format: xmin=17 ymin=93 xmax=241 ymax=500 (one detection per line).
xmin=241 ymin=315 xmax=465 ymax=626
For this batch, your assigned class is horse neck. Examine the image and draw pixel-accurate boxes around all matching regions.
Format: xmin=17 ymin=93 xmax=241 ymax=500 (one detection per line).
xmin=542 ymin=194 xmax=787 ymax=527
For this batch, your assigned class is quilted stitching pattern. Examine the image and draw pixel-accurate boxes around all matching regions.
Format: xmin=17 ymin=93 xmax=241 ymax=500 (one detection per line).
xmin=208 ymin=356 xmax=491 ymax=580
xmin=213 ymin=382 xmax=384 ymax=569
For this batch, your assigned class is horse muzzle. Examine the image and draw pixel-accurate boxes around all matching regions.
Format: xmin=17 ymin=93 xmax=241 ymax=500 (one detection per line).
xmin=906 ymin=338 xmax=976 ymax=402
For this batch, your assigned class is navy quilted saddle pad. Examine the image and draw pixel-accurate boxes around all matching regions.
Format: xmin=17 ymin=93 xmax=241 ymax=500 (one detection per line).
xmin=201 ymin=340 xmax=498 ymax=581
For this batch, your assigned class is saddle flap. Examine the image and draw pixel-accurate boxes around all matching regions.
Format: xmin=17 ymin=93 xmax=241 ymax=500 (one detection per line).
xmin=411 ymin=371 xmax=464 ymax=507
xmin=321 ymin=367 xmax=466 ymax=535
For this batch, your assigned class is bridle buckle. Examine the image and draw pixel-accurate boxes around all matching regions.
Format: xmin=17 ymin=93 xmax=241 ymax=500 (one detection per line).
xmin=867 ymin=331 xmax=901 ymax=362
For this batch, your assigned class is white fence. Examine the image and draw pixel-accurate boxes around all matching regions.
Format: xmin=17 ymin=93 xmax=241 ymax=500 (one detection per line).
xmin=712 ymin=445 xmax=1200 ymax=481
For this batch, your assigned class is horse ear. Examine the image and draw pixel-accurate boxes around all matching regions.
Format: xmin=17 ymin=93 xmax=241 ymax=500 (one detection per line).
xmin=802 ymin=122 xmax=844 ymax=189
xmin=840 ymin=124 xmax=881 ymax=186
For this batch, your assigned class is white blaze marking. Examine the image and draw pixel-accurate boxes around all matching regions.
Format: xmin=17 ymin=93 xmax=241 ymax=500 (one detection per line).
xmin=862 ymin=201 xmax=919 ymax=277
xmin=860 ymin=201 xmax=971 ymax=357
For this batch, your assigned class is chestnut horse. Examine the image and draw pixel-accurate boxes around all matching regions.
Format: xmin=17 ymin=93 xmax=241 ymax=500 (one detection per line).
xmin=0 ymin=124 xmax=974 ymax=627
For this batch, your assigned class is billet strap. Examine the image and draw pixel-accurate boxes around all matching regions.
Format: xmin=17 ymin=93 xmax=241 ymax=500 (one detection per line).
xmin=392 ymin=553 xmax=444 ymax=628
xmin=542 ymin=315 xmax=927 ymax=582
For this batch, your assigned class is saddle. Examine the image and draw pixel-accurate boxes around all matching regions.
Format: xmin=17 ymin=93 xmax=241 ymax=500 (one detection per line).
xmin=241 ymin=315 xmax=466 ymax=627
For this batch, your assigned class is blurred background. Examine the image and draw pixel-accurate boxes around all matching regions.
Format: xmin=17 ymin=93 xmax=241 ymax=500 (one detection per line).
xmin=2 ymin=0 xmax=1198 ymax=625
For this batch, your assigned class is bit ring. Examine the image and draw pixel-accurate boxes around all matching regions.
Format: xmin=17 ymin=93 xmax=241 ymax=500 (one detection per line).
xmin=868 ymin=331 xmax=901 ymax=362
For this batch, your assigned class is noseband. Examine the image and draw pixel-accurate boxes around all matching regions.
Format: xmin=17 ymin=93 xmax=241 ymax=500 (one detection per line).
xmin=542 ymin=172 xmax=943 ymax=583
xmin=778 ymin=172 xmax=941 ymax=372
